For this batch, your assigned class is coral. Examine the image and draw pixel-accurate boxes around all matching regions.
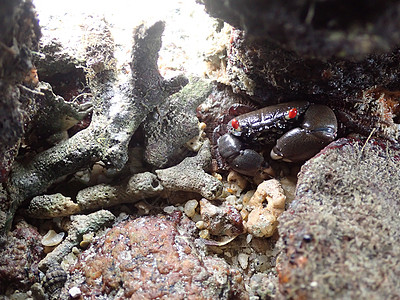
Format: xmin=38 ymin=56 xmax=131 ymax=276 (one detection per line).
xmin=26 ymin=193 xmax=80 ymax=218
xmin=24 ymin=141 xmax=222 ymax=218
xmin=276 ymin=138 xmax=400 ymax=299
xmin=244 ymin=179 xmax=286 ymax=238
xmin=2 ymin=20 xmax=186 ymax=241
xmin=77 ymin=172 xmax=163 ymax=210
xmin=19 ymin=82 xmax=92 ymax=144
xmin=156 ymin=139 xmax=223 ymax=199
xmin=144 ymin=76 xmax=212 ymax=168
xmin=200 ymin=0 xmax=400 ymax=59
xmin=66 ymin=214 xmax=248 ymax=299
xmin=38 ymin=209 xmax=115 ymax=271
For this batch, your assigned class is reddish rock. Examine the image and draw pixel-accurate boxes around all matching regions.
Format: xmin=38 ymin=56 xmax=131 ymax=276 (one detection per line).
xmin=70 ymin=213 xmax=248 ymax=299
xmin=0 ymin=220 xmax=44 ymax=294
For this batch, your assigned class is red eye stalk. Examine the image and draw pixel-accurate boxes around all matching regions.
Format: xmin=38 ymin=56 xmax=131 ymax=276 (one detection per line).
xmin=287 ymin=108 xmax=297 ymax=119
xmin=231 ymin=118 xmax=240 ymax=129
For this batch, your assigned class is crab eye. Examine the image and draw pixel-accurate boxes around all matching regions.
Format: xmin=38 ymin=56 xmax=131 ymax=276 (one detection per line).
xmin=231 ymin=118 xmax=240 ymax=130
xmin=286 ymin=108 xmax=298 ymax=119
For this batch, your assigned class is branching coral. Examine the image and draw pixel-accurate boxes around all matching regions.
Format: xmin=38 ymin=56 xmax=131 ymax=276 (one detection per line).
xmin=24 ymin=141 xmax=222 ymax=218
xmin=1 ymin=21 xmax=188 ymax=242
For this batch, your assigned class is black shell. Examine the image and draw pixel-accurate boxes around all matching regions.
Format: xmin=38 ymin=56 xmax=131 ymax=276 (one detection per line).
xmin=42 ymin=265 xmax=67 ymax=299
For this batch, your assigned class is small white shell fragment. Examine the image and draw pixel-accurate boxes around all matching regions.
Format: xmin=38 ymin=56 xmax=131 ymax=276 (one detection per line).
xmin=41 ymin=230 xmax=65 ymax=247
xmin=212 ymin=172 xmax=223 ymax=181
xmin=163 ymin=206 xmax=176 ymax=214
xmin=246 ymin=234 xmax=253 ymax=244
xmin=61 ymin=252 xmax=78 ymax=270
xmin=184 ymin=200 xmax=198 ymax=218
xmin=135 ymin=201 xmax=151 ymax=215
xmin=246 ymin=207 xmax=276 ymax=237
xmin=69 ymin=286 xmax=82 ymax=298
xmin=244 ymin=179 xmax=287 ymax=237
xmin=238 ymin=253 xmax=249 ymax=269
xmin=225 ymin=251 xmax=232 ymax=258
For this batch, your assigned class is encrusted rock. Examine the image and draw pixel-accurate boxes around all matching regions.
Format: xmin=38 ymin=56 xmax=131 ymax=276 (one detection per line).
xmin=244 ymin=179 xmax=286 ymax=238
xmin=144 ymin=77 xmax=212 ymax=168
xmin=276 ymin=138 xmax=400 ymax=299
xmin=39 ymin=210 xmax=115 ymax=271
xmin=200 ymin=199 xmax=245 ymax=236
xmin=201 ymin=0 xmax=400 ymax=58
xmin=27 ymin=193 xmax=80 ymax=218
xmin=156 ymin=139 xmax=223 ymax=200
xmin=0 ymin=220 xmax=44 ymax=294
xmin=67 ymin=214 xmax=248 ymax=299
xmin=0 ymin=0 xmax=40 ymax=184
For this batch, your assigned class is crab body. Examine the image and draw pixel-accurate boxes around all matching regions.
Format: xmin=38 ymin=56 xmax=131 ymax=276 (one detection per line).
xmin=216 ymin=101 xmax=338 ymax=176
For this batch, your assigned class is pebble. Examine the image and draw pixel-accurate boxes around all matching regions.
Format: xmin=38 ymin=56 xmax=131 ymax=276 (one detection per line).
xmin=184 ymin=199 xmax=198 ymax=218
xmin=238 ymin=253 xmax=249 ymax=269
xmin=79 ymin=232 xmax=94 ymax=248
xmin=69 ymin=286 xmax=82 ymax=298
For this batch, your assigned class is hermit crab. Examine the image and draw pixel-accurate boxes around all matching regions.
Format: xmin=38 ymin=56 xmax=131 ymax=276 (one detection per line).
xmin=215 ymin=101 xmax=338 ymax=176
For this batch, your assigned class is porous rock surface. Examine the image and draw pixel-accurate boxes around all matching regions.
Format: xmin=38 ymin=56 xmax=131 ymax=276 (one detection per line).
xmin=276 ymin=138 xmax=400 ymax=299
xmin=0 ymin=0 xmax=40 ymax=182
xmin=0 ymin=220 xmax=44 ymax=294
xmin=67 ymin=213 xmax=247 ymax=299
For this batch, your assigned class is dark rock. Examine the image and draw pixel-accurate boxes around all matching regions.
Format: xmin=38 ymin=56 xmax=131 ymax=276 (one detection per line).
xmin=0 ymin=220 xmax=44 ymax=294
xmin=0 ymin=0 xmax=41 ymax=182
xmin=200 ymin=0 xmax=400 ymax=59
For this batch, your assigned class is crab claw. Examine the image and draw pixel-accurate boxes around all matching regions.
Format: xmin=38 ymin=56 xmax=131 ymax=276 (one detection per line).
xmin=218 ymin=133 xmax=264 ymax=176
xmin=230 ymin=149 xmax=264 ymax=176
xmin=271 ymin=104 xmax=337 ymax=162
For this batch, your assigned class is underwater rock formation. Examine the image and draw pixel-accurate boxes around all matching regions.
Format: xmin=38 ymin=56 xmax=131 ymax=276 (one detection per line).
xmin=144 ymin=77 xmax=211 ymax=168
xmin=0 ymin=220 xmax=44 ymax=294
xmin=65 ymin=214 xmax=248 ymax=299
xmin=1 ymin=20 xmax=188 ymax=242
xmin=276 ymin=138 xmax=400 ymax=299
xmin=199 ymin=0 xmax=400 ymax=58
xmin=0 ymin=0 xmax=40 ymax=182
